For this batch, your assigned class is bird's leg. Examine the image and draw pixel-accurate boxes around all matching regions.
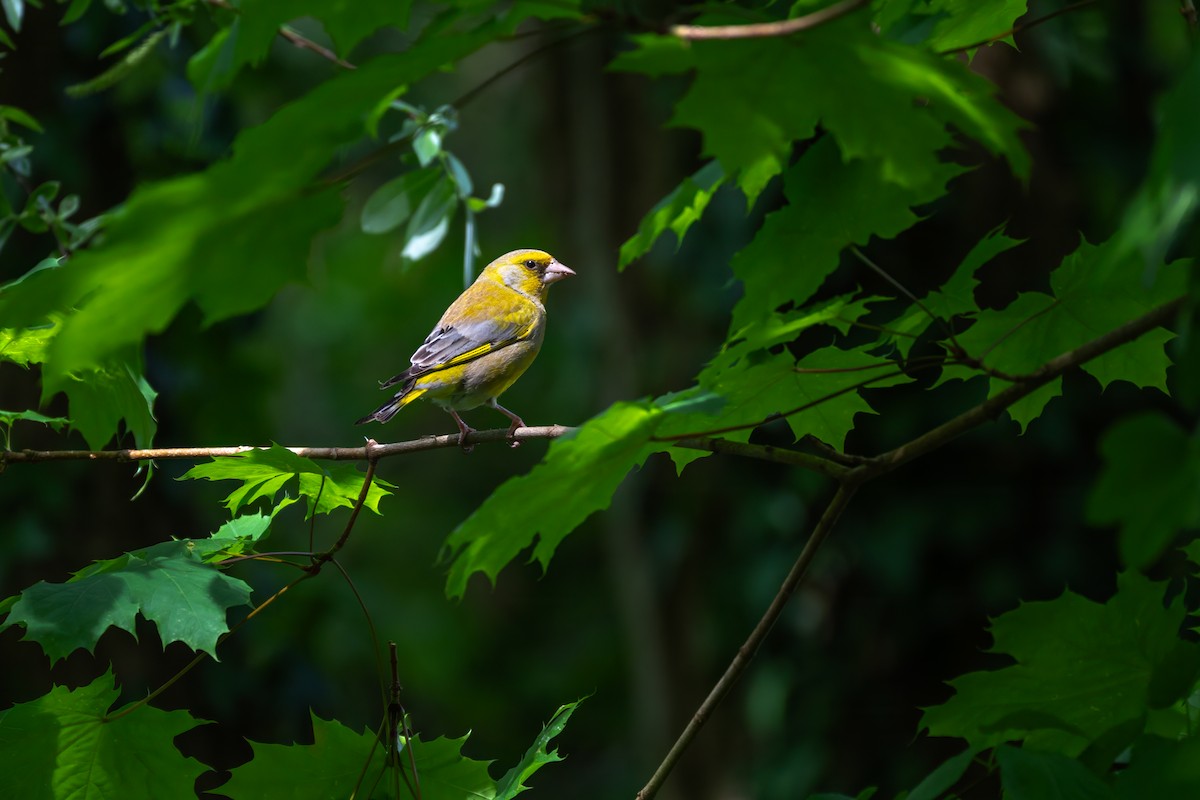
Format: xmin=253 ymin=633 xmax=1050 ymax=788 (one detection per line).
xmin=447 ymin=410 xmax=476 ymax=453
xmin=488 ymin=398 xmax=525 ymax=448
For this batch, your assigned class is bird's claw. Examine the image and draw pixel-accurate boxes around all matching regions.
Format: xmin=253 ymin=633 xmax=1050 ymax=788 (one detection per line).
xmin=506 ymin=422 xmax=523 ymax=448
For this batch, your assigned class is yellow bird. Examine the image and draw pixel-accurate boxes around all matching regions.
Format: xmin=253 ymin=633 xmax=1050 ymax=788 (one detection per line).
xmin=356 ymin=248 xmax=575 ymax=451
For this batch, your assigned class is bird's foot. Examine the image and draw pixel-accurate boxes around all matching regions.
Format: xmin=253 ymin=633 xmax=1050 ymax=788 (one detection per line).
xmin=449 ymin=411 xmax=476 ymax=454
xmin=505 ymin=419 xmax=525 ymax=448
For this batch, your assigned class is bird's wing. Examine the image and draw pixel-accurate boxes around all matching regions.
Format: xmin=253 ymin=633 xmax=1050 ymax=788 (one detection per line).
xmin=381 ymin=283 xmax=542 ymax=387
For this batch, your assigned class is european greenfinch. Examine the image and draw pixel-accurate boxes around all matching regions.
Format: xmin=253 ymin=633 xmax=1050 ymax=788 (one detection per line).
xmin=356 ymin=248 xmax=574 ymax=451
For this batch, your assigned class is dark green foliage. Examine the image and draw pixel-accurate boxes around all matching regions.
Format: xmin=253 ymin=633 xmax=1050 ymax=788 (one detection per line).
xmin=0 ymin=1 xmax=1197 ymax=798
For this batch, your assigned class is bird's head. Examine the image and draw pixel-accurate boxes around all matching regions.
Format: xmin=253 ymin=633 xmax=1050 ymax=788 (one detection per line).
xmin=483 ymin=248 xmax=575 ymax=299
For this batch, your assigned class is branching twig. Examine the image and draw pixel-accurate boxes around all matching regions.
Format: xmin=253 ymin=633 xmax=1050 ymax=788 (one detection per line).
xmin=669 ymin=0 xmax=868 ymax=40
xmin=636 ymin=295 xmax=1186 ymax=797
xmin=103 ymin=456 xmax=381 ymax=724
xmin=857 ymin=297 xmax=1186 ymax=475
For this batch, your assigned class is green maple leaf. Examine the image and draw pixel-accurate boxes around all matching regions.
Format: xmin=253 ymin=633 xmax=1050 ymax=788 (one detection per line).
xmin=223 ymin=713 xmax=495 ymax=800
xmin=922 ymin=572 xmax=1198 ymax=754
xmin=181 ymin=444 xmax=395 ymax=518
xmin=938 ymin=240 xmax=1187 ymax=431
xmin=0 ymin=673 xmax=206 ymax=800
xmin=2 ymin=540 xmax=253 ymax=663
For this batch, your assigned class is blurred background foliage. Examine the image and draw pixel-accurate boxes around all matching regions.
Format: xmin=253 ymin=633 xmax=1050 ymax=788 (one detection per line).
xmin=0 ymin=1 xmax=1197 ymax=798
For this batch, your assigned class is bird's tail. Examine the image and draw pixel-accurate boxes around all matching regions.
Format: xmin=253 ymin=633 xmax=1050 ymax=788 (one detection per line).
xmin=355 ymin=386 xmax=425 ymax=425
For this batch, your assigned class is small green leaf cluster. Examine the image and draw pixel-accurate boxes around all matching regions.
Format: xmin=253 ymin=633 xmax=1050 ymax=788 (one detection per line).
xmin=361 ymin=99 xmax=506 ymax=275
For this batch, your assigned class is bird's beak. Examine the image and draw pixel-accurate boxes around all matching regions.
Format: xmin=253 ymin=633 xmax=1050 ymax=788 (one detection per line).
xmin=543 ymin=259 xmax=575 ymax=285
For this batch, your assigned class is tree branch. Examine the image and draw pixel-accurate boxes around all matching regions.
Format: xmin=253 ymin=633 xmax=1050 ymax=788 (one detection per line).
xmin=0 ymin=425 xmax=573 ymax=465
xmin=856 ymin=296 xmax=1186 ymax=476
xmin=1 ymin=426 xmax=851 ymax=475
xmin=1183 ymin=0 xmax=1198 ymax=27
xmin=636 ymin=295 xmax=1186 ymax=796
xmin=635 ymin=481 xmax=860 ymax=800
xmin=669 ymin=0 xmax=869 ymax=40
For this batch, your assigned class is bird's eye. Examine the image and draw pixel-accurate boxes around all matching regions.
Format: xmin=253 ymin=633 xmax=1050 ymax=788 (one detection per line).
xmin=524 ymin=259 xmax=539 ymax=269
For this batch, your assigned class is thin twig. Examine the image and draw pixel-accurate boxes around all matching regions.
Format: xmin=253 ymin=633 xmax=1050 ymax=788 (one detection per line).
xmin=802 ymin=434 xmax=871 ymax=467
xmin=1184 ymin=0 xmax=1198 ymax=28
xmin=669 ymin=0 xmax=869 ymax=40
xmin=636 ymin=481 xmax=860 ymax=799
xmin=650 ymin=363 xmax=927 ymax=442
xmin=279 ymin=24 xmax=356 ymax=70
xmin=321 ymin=23 xmax=589 ymax=188
xmin=308 ymin=456 xmax=378 ymax=573
xmin=202 ymin=0 xmax=355 ymax=70
xmin=672 ymin=437 xmax=850 ymax=480
xmin=843 ymin=249 xmax=1032 ymax=384
xmin=387 ymin=641 xmax=422 ymax=799
xmin=849 ymin=246 xmax=962 ymax=348
xmin=976 ymin=299 xmax=1060 ymax=363
xmin=450 ymin=23 xmax=595 ymax=109
xmin=309 ymin=474 xmax=327 ymax=554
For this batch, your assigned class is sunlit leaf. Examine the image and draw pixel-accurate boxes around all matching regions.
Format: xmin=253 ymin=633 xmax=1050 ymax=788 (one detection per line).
xmin=180 ymin=445 xmax=395 ymax=518
xmin=612 ymin=17 xmax=1027 ymax=201
xmin=618 ymin=160 xmax=725 ymax=270
xmin=0 ymin=323 xmax=56 ymax=365
xmin=0 ymin=673 xmax=206 ymax=799
xmin=495 ymin=698 xmax=585 ymax=799
xmin=402 ymin=176 xmax=456 ymax=262
xmin=924 ymin=0 xmax=1028 ymax=53
xmin=443 ymin=402 xmax=669 ymax=598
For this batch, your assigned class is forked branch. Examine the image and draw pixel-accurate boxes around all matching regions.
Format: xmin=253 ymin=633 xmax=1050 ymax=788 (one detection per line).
xmin=635 ymin=295 xmax=1186 ymax=798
